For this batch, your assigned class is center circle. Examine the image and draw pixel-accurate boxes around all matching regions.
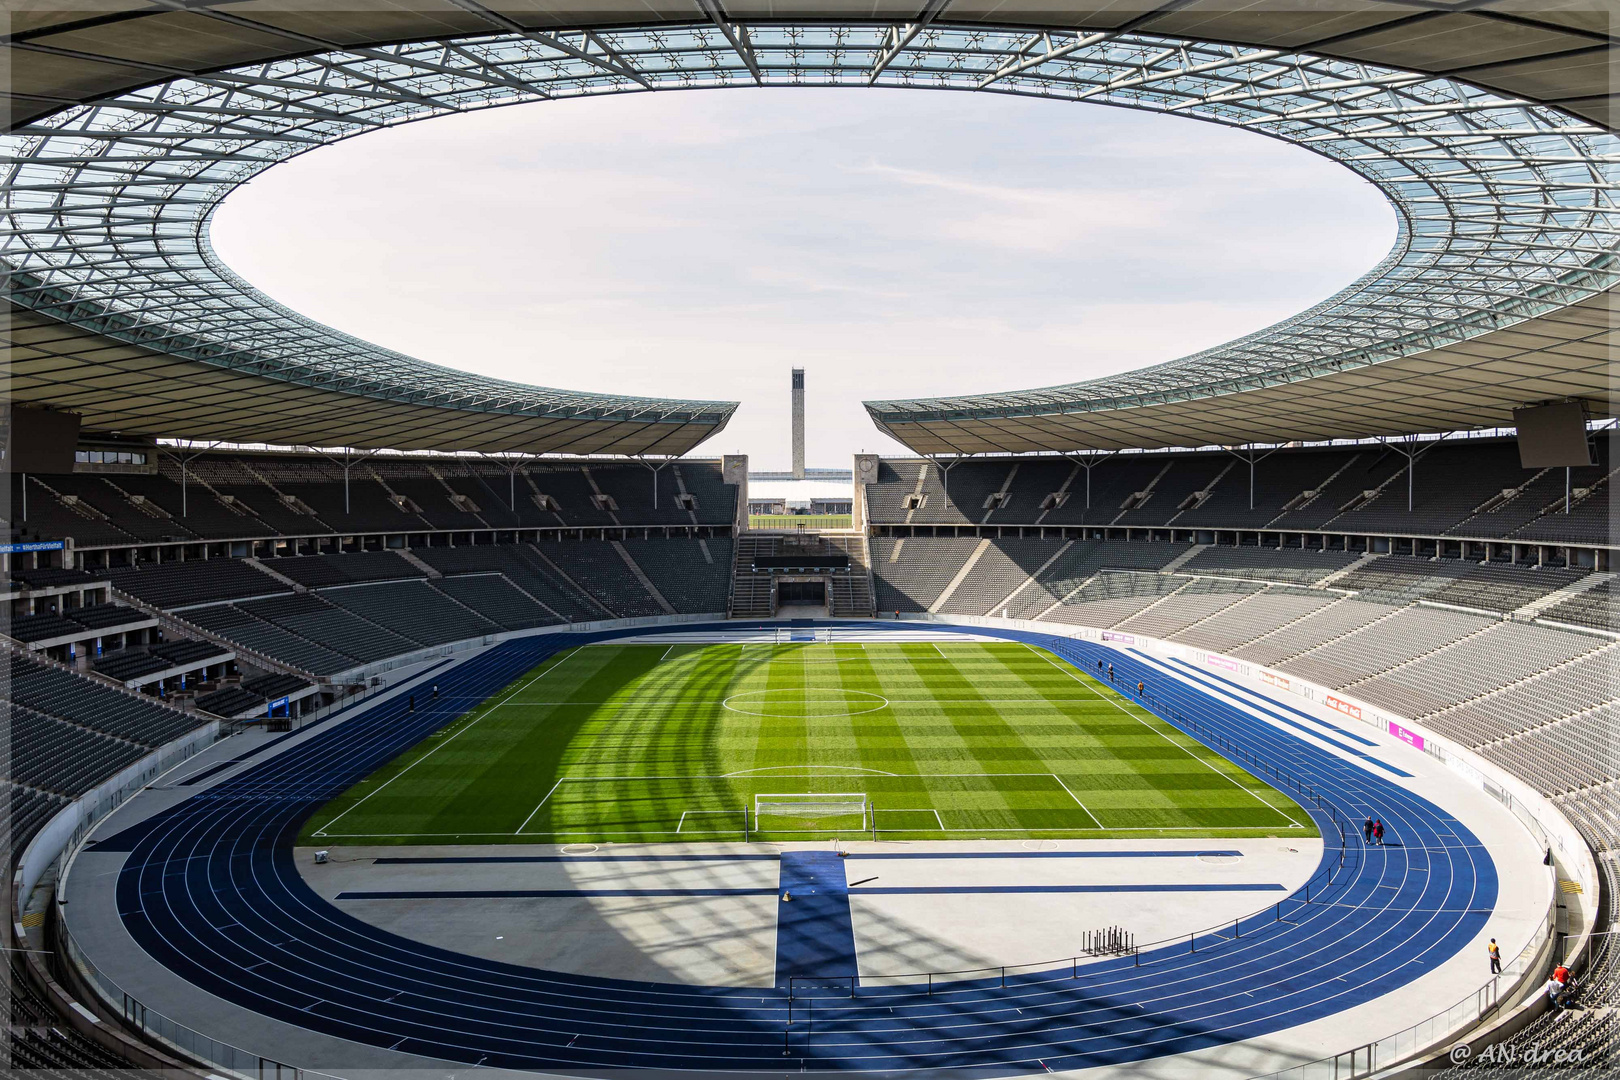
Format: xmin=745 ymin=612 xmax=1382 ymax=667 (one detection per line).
xmin=721 ymin=687 xmax=890 ymax=717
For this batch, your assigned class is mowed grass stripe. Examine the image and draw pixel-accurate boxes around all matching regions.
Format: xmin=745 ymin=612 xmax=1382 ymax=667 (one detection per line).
xmin=302 ymin=642 xmax=1318 ymax=843
xmin=1018 ymin=644 xmax=1303 ymax=831
xmin=994 ymin=646 xmax=1223 ymax=831
xmin=885 ymin=643 xmax=1095 ymax=833
xmin=310 ymin=645 xmax=605 ymax=838
xmin=542 ymin=644 xmax=746 ymax=835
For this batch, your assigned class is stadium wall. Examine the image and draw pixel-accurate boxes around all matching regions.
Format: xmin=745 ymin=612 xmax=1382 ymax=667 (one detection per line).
xmin=14 ymin=717 xmax=218 ymax=902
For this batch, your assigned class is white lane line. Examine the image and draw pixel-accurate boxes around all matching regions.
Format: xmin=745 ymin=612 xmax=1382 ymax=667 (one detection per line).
xmin=1049 ymin=772 xmax=1107 ymax=830
xmin=1021 ymin=643 xmax=1304 ymax=828
xmin=514 ymin=778 xmax=567 ymax=834
xmin=316 ymin=648 xmax=587 ymax=834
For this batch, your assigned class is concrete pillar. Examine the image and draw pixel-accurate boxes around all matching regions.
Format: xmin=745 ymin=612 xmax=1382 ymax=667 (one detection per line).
xmin=722 ymin=455 xmax=749 ymax=532
xmin=791 ymin=368 xmax=805 ymax=480
xmin=853 ymin=454 xmax=879 ymax=532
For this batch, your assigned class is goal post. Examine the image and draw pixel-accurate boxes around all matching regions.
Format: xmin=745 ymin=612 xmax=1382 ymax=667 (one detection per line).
xmin=753 ymin=792 xmax=868 ymax=833
xmin=771 ymin=627 xmax=835 ymax=644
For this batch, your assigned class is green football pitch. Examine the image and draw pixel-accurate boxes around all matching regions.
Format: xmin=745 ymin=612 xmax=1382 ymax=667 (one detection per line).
xmin=301 ymin=641 xmax=1318 ymax=844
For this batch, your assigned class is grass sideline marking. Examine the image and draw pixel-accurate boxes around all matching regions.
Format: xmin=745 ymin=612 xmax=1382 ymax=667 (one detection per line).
xmin=872 ymin=808 xmax=946 ymax=830
xmin=1022 ymin=644 xmax=1305 ymax=829
xmin=498 ymin=698 xmax=1111 ymax=706
xmin=675 ymin=809 xmax=748 ymax=834
xmin=314 ymin=648 xmax=586 ymax=837
xmin=1049 ymin=773 xmax=1107 ymax=830
xmin=318 ymin=823 xmax=1296 ymax=839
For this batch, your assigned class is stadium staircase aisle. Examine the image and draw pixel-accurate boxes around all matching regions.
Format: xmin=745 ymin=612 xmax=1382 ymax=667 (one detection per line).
xmin=729 ymin=537 xmax=776 ymax=618
xmin=90 ymin=624 xmax=1498 ymax=1074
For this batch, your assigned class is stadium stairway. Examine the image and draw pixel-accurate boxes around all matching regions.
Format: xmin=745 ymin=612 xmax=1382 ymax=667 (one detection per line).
xmin=84 ymin=622 xmax=1501 ymax=1075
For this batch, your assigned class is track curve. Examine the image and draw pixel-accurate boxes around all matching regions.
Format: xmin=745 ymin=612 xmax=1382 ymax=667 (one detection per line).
xmin=94 ymin=625 xmax=1496 ymax=1073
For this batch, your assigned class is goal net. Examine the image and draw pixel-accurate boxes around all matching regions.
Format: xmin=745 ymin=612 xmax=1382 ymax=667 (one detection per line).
xmin=774 ymin=627 xmax=833 ymax=644
xmin=754 ymin=792 xmax=868 ymax=832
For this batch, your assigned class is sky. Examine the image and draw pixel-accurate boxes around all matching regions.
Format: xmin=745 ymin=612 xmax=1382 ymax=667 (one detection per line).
xmin=209 ymin=88 xmax=1396 ymax=470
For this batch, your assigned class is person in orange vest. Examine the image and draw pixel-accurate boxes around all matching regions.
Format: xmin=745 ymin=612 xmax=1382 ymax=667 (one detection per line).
xmin=1488 ymin=938 xmax=1501 ymax=974
xmin=1137 ymin=680 xmax=1145 ymax=696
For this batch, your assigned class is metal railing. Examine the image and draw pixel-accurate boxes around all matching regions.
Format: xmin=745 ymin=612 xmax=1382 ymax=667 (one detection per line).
xmin=1250 ymin=904 xmax=1555 ymax=1080
xmin=58 ymin=914 xmax=344 ymax=1080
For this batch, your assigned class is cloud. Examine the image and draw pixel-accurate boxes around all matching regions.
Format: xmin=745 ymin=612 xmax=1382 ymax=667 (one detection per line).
xmin=208 ymin=87 xmax=1396 ymax=469
xmin=852 ymin=161 xmax=1165 ymax=253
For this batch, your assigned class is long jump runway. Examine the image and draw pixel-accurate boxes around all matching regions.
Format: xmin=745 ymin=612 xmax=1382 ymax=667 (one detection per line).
xmin=81 ymin=623 xmax=1498 ymax=1073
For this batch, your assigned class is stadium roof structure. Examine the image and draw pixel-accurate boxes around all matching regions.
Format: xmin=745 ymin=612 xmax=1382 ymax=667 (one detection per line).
xmin=2 ymin=2 xmax=1615 ymax=456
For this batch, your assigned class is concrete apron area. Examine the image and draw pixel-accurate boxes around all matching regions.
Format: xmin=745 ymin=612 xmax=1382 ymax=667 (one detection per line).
xmin=56 ymin=639 xmax=1553 ymax=1080
xmin=295 ymin=838 xmax=1322 ymax=989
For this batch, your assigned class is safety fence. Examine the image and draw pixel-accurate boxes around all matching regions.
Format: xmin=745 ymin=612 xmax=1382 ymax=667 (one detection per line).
xmin=59 ymin=915 xmax=342 ymax=1080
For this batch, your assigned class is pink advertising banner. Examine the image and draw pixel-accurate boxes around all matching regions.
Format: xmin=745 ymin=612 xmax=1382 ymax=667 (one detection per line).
xmin=1388 ymin=721 xmax=1425 ymax=751
xmin=1205 ymin=655 xmax=1240 ymax=672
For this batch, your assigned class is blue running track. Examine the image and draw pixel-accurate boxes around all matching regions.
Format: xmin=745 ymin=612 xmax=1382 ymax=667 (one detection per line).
xmin=96 ymin=623 xmax=1496 ymax=1073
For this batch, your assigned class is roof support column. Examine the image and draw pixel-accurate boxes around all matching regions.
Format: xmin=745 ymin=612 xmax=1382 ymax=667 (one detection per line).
xmin=480 ymin=453 xmax=532 ymax=514
xmin=634 ymin=456 xmax=675 ymax=509
xmin=159 ymin=440 xmax=221 ymax=518
xmin=1063 ymin=450 xmax=1117 ymax=510
xmin=1221 ymin=444 xmax=1282 ymax=510
xmin=922 ymin=454 xmax=963 ymax=499
xmin=1378 ymin=433 xmax=1453 ymax=513
xmin=308 ymin=446 xmax=380 ymax=515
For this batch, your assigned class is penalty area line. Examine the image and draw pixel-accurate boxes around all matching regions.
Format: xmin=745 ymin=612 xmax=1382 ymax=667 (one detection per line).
xmin=1049 ymin=773 xmax=1106 ymax=830
xmin=515 ymin=778 xmax=567 ymax=835
xmin=1022 ymin=644 xmax=1306 ymax=829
